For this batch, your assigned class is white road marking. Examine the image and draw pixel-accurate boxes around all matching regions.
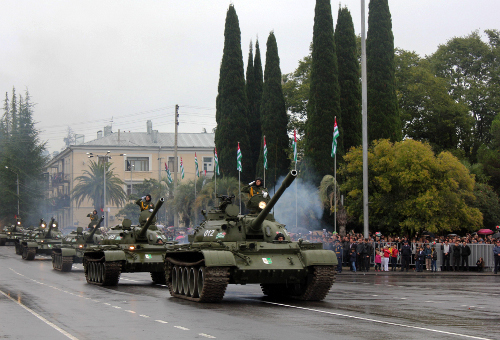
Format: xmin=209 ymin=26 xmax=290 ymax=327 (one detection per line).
xmin=199 ymin=333 xmax=216 ymax=338
xmin=174 ymin=326 xmax=190 ymax=330
xmin=0 ymin=288 xmax=80 ymax=340
xmin=155 ymin=320 xmax=168 ymax=324
xmin=125 ymin=310 xmax=136 ymax=314
xmin=113 ymin=306 xmax=122 ymax=309
xmin=140 ymin=315 xmax=150 ymax=318
xmin=262 ymin=301 xmax=493 ymax=340
xmin=372 ymin=295 xmax=378 ymax=297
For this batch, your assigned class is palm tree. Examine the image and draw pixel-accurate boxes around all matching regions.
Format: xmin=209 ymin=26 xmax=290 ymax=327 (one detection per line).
xmin=319 ymin=174 xmax=347 ymax=236
xmin=72 ymin=160 xmax=127 ymax=211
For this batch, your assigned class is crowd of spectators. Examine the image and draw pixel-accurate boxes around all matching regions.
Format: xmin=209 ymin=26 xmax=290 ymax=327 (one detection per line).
xmin=288 ymin=230 xmax=499 ymax=273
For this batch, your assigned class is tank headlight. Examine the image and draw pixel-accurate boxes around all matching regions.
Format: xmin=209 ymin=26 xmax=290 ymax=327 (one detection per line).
xmin=17 ymin=222 xmax=21 ymax=225
xmin=129 ymin=245 xmax=135 ymax=250
xmin=41 ymin=224 xmax=46 ymax=228
xmin=258 ymin=201 xmax=267 ymax=210
xmin=52 ymin=224 xmax=56 ymax=227
xmin=78 ymin=244 xmax=84 ymax=248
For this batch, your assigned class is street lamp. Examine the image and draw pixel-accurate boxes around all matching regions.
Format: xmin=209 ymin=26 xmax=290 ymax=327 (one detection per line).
xmin=5 ymin=166 xmax=20 ymax=216
xmin=86 ymin=151 xmax=126 ymax=229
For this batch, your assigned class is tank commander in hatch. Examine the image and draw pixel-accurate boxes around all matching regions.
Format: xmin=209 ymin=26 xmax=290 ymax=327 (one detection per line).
xmin=87 ymin=209 xmax=99 ymax=229
xmin=242 ymin=177 xmax=267 ymax=198
xmin=275 ymin=233 xmax=285 ymax=241
xmin=136 ymin=194 xmax=155 ymax=212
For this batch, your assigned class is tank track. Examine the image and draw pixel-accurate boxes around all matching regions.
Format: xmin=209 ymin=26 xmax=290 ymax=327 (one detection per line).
xmin=0 ymin=238 xmax=6 ymax=246
xmin=15 ymin=242 xmax=22 ymax=255
xmin=294 ymin=265 xmax=335 ymax=301
xmin=22 ymin=246 xmax=36 ymax=261
xmin=52 ymin=252 xmax=74 ymax=272
xmin=150 ymin=271 xmax=167 ymax=284
xmin=84 ymin=257 xmax=122 ymax=286
xmin=165 ymin=259 xmax=230 ymax=302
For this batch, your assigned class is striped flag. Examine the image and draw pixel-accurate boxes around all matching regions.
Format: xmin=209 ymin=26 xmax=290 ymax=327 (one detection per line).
xmin=331 ymin=117 xmax=339 ymax=157
xmin=263 ymin=136 xmax=268 ymax=170
xmin=180 ymin=157 xmax=185 ymax=179
xmin=293 ymin=129 xmax=298 ymax=163
xmin=237 ymin=142 xmax=242 ymax=172
xmin=214 ymin=147 xmax=220 ymax=175
xmin=164 ymin=162 xmax=173 ymax=183
xmin=195 ymin=152 xmax=199 ymax=177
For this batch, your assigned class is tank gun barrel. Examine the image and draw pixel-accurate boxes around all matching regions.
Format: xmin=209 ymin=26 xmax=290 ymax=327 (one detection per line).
xmin=85 ymin=216 xmax=104 ymax=244
xmin=45 ymin=217 xmax=55 ymax=239
xmin=137 ymin=198 xmax=164 ymax=240
xmin=249 ymin=170 xmax=297 ymax=232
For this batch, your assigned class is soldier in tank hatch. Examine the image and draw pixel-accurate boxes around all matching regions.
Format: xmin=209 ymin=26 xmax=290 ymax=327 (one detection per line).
xmin=136 ymin=194 xmax=154 ymax=211
xmin=241 ymin=177 xmax=267 ymax=198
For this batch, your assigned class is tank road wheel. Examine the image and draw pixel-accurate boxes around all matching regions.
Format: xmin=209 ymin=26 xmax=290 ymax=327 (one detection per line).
xmin=189 ymin=267 xmax=199 ymax=298
xmin=196 ymin=266 xmax=230 ymax=303
xmin=171 ymin=266 xmax=180 ymax=294
xmin=294 ymin=266 xmax=336 ymax=301
xmin=182 ymin=267 xmax=191 ymax=297
xmin=0 ymin=238 xmax=6 ymax=246
xmin=150 ymin=271 xmax=167 ymax=285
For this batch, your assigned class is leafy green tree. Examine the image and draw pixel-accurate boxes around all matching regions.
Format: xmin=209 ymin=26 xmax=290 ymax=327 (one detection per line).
xmin=215 ymin=5 xmax=251 ymax=181
xmin=72 ymin=160 xmax=127 ymax=211
xmin=340 ymin=139 xmax=482 ymax=235
xmin=335 ymin=6 xmax=361 ymax=153
xmin=282 ymin=52 xmax=311 ymax=136
xmin=0 ymin=88 xmax=47 ymax=224
xmin=395 ymin=49 xmax=473 ymax=154
xmin=478 ymin=112 xmax=500 ymax=195
xmin=430 ymin=30 xmax=500 ymax=162
xmin=256 ymin=32 xmax=290 ymax=186
xmin=194 ymin=176 xmax=242 ymax=215
xmin=366 ymin=0 xmax=401 ymax=142
xmin=169 ymin=176 xmax=210 ymax=227
xmin=304 ymin=0 xmax=341 ymax=183
xmin=470 ymin=182 xmax=500 ymax=229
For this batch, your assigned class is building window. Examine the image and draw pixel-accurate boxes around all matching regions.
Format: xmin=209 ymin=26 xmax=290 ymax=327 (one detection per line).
xmin=126 ymin=157 xmax=149 ymax=171
xmin=168 ymin=157 xmax=178 ymax=172
xmin=203 ymin=157 xmax=213 ymax=172
xmin=126 ymin=184 xmax=137 ymax=196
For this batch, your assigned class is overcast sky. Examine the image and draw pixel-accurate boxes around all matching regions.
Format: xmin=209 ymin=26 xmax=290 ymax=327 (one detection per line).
xmin=1 ymin=0 xmax=499 ymax=153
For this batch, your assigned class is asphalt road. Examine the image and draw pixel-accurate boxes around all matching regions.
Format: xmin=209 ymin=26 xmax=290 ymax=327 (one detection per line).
xmin=0 ymin=245 xmax=498 ymax=340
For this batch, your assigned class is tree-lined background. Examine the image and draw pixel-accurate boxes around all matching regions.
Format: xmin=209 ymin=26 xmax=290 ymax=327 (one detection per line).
xmin=2 ymin=0 xmax=500 ymax=235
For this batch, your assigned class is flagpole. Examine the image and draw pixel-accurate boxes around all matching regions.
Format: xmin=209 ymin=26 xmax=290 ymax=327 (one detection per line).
xmin=294 ymin=130 xmax=298 ymax=231
xmin=334 ymin=149 xmax=337 ymax=234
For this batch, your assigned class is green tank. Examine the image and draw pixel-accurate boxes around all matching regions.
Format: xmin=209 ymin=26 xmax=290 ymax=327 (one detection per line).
xmin=0 ymin=217 xmax=24 ymax=246
xmin=21 ymin=218 xmax=63 ymax=260
xmin=163 ymin=170 xmax=337 ymax=302
xmin=14 ymin=221 xmax=47 ymax=255
xmin=83 ymin=198 xmax=173 ymax=286
xmin=52 ymin=216 xmax=105 ymax=271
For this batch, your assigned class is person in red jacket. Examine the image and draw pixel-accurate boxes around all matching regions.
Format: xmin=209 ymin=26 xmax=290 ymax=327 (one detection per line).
xmin=390 ymin=245 xmax=399 ymax=271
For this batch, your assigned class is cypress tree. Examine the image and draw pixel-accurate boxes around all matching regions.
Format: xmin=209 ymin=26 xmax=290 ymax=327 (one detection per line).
xmin=256 ymin=32 xmax=290 ymax=187
xmin=215 ymin=5 xmax=251 ymax=181
xmin=245 ymin=41 xmax=261 ymax=173
xmin=304 ymin=0 xmax=341 ymax=183
xmin=366 ymin=0 xmax=401 ymax=142
xmin=253 ymin=40 xmax=264 ymax=168
xmin=335 ymin=6 xmax=361 ymax=153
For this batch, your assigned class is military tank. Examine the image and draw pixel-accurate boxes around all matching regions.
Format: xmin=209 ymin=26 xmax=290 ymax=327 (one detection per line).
xmin=163 ymin=170 xmax=337 ymax=302
xmin=14 ymin=219 xmax=48 ymax=255
xmin=52 ymin=216 xmax=104 ymax=271
xmin=21 ymin=218 xmax=63 ymax=260
xmin=0 ymin=217 xmax=24 ymax=246
xmin=83 ymin=198 xmax=173 ymax=286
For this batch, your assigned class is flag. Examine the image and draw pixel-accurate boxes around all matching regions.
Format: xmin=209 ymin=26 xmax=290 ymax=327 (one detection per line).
xmin=164 ymin=162 xmax=172 ymax=183
xmin=331 ymin=117 xmax=339 ymax=157
xmin=214 ymin=147 xmax=220 ymax=175
xmin=237 ymin=142 xmax=242 ymax=172
xmin=194 ymin=152 xmax=199 ymax=177
xmin=204 ymin=169 xmax=207 ymax=176
xmin=293 ymin=129 xmax=298 ymax=163
xmin=180 ymin=157 xmax=185 ymax=179
xmin=263 ymin=136 xmax=268 ymax=170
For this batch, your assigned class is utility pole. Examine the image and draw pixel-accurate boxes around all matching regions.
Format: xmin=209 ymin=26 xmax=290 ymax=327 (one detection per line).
xmin=361 ymin=0 xmax=369 ymax=238
xmin=173 ymin=105 xmax=179 ymax=228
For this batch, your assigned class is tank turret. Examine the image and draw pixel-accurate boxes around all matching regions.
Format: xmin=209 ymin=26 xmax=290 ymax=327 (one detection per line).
xmin=85 ymin=216 xmax=104 ymax=244
xmin=248 ymin=170 xmax=297 ymax=232
xmin=137 ymin=198 xmax=165 ymax=240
